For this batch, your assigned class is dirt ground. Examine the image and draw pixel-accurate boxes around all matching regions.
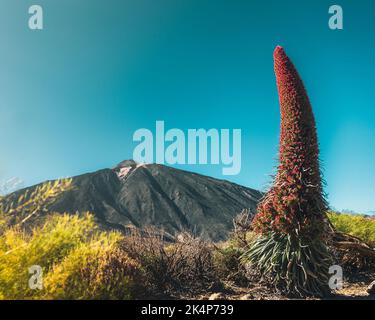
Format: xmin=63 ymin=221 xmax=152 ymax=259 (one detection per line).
xmin=195 ymin=284 xmax=375 ymax=300
xmin=196 ymin=270 xmax=375 ymax=300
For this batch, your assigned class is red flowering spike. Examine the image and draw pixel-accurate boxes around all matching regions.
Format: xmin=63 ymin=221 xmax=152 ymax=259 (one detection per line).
xmin=253 ymin=46 xmax=328 ymax=238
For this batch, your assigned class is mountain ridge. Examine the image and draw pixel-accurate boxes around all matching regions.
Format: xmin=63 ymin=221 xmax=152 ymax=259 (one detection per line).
xmin=4 ymin=161 xmax=263 ymax=241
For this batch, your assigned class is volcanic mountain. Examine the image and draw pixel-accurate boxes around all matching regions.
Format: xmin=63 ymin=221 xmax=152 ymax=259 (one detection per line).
xmin=5 ymin=161 xmax=262 ymax=241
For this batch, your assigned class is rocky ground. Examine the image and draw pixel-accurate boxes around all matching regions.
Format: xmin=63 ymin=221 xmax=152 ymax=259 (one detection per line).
xmin=196 ymin=270 xmax=375 ymax=300
xmin=198 ymin=283 xmax=375 ymax=300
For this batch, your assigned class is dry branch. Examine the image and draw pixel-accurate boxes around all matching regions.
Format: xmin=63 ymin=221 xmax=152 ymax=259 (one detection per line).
xmin=330 ymin=229 xmax=375 ymax=259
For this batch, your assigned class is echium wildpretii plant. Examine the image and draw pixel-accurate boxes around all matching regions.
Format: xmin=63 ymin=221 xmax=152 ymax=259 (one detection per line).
xmin=243 ymin=46 xmax=332 ymax=297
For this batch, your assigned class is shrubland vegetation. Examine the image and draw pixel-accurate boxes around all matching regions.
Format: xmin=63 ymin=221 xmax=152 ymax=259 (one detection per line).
xmin=0 ymin=179 xmax=221 ymax=299
xmin=1 ymin=207 xmax=373 ymax=299
xmin=0 ymin=212 xmax=226 ymax=299
xmin=0 ymin=179 xmax=374 ymax=300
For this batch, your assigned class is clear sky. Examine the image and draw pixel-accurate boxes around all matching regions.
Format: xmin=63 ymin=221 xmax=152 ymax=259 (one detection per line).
xmin=0 ymin=0 xmax=374 ymax=213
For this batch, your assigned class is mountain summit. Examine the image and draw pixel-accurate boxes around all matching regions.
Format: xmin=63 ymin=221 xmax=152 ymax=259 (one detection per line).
xmin=6 ymin=161 xmax=262 ymax=241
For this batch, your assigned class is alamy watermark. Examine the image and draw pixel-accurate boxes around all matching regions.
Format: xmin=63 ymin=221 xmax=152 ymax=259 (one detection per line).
xmin=28 ymin=265 xmax=43 ymax=290
xmin=328 ymin=265 xmax=344 ymax=291
xmin=329 ymin=5 xmax=344 ymax=30
xmin=133 ymin=121 xmax=242 ymax=175
xmin=26 ymin=4 xmax=343 ymax=31
xmin=28 ymin=5 xmax=43 ymax=30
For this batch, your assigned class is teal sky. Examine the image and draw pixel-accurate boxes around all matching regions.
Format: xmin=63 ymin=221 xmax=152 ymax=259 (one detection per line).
xmin=0 ymin=0 xmax=374 ymax=213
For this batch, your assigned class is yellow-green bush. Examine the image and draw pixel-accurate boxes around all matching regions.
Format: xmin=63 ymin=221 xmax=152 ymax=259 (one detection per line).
xmin=44 ymin=235 xmax=144 ymax=299
xmin=328 ymin=212 xmax=375 ymax=247
xmin=0 ymin=213 xmax=145 ymax=300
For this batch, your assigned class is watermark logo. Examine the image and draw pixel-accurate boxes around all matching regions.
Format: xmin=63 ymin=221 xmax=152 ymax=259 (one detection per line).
xmin=329 ymin=5 xmax=343 ymax=30
xmin=28 ymin=265 xmax=43 ymax=290
xmin=133 ymin=121 xmax=242 ymax=175
xmin=28 ymin=5 xmax=43 ymax=30
xmin=328 ymin=265 xmax=344 ymax=290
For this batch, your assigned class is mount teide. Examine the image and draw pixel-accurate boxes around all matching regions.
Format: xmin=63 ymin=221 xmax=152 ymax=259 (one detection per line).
xmin=5 ymin=161 xmax=262 ymax=241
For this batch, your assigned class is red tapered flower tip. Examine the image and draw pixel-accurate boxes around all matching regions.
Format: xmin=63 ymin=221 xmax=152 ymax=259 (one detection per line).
xmin=273 ymin=46 xmax=286 ymax=60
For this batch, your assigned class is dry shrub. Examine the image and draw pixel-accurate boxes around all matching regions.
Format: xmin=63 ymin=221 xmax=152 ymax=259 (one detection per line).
xmin=331 ymin=245 xmax=375 ymax=273
xmin=231 ymin=209 xmax=254 ymax=247
xmin=120 ymin=228 xmax=221 ymax=297
xmin=328 ymin=213 xmax=375 ymax=271
xmin=213 ymin=245 xmax=248 ymax=285
xmin=213 ymin=210 xmax=255 ymax=285
xmin=0 ymin=179 xmax=73 ymax=231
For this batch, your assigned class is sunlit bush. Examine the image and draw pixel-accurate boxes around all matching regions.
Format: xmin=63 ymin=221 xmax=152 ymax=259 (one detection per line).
xmin=328 ymin=212 xmax=375 ymax=247
xmin=0 ymin=213 xmax=144 ymax=300
xmin=44 ymin=233 xmax=144 ymax=299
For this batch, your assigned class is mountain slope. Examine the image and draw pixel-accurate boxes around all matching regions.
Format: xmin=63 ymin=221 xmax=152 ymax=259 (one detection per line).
xmin=4 ymin=161 xmax=262 ymax=241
